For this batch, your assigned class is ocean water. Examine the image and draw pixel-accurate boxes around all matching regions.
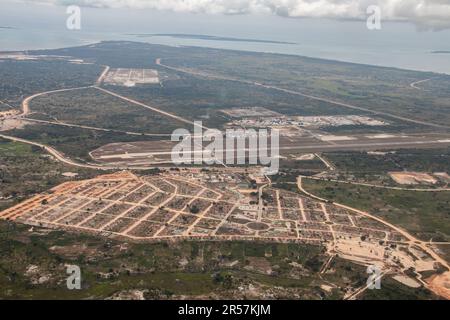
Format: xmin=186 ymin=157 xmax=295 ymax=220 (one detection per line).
xmin=1 ymin=2 xmax=450 ymax=74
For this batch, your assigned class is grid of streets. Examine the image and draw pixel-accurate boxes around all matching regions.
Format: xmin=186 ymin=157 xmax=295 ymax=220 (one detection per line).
xmin=0 ymin=171 xmax=417 ymax=245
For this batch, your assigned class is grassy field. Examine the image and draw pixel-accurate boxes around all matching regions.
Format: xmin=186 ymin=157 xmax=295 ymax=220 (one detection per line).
xmin=303 ymin=179 xmax=450 ymax=242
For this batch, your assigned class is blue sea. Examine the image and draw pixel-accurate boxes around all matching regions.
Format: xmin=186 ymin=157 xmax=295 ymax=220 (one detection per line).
xmin=1 ymin=2 xmax=450 ymax=74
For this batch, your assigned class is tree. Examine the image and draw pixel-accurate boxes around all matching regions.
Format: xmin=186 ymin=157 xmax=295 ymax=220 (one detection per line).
xmin=190 ymin=205 xmax=200 ymax=214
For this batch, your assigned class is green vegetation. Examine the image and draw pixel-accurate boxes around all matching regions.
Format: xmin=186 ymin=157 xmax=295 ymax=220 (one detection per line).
xmin=0 ymin=219 xmax=437 ymax=299
xmin=303 ymin=179 xmax=450 ymax=242
xmin=0 ymin=59 xmax=102 ymax=108
xmin=148 ymin=45 xmax=450 ymax=130
xmin=0 ymin=221 xmax=352 ymax=300
xmin=326 ymin=148 xmax=450 ymax=176
xmin=29 ymin=87 xmax=186 ymax=134
xmin=0 ymin=138 xmax=101 ymax=210
xmin=361 ymin=277 xmax=439 ymax=300
xmin=32 ymin=41 xmax=450 ymax=133
xmin=435 ymin=245 xmax=450 ymax=262
xmin=110 ymin=77 xmax=357 ymax=130
xmin=35 ymin=41 xmax=426 ymax=131
xmin=1 ymin=41 xmax=448 ymax=300
xmin=6 ymin=124 xmax=160 ymax=160
xmin=10 ymin=42 xmax=447 ymax=164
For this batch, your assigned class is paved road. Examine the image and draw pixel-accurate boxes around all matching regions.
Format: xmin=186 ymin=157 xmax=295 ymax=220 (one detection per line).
xmin=99 ymin=137 xmax=450 ymax=158
xmin=345 ymin=271 xmax=387 ymax=300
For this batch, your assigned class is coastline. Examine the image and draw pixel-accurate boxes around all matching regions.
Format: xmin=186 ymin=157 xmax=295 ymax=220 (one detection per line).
xmin=1 ymin=28 xmax=449 ymax=75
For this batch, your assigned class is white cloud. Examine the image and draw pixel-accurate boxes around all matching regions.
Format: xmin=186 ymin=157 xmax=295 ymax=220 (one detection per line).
xmin=18 ymin=0 xmax=450 ymax=30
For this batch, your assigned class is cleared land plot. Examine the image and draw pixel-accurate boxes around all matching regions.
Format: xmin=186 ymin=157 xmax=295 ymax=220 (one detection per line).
xmin=389 ymin=172 xmax=438 ymax=185
xmin=231 ymin=115 xmax=388 ymax=129
xmin=104 ymin=68 xmax=159 ymax=86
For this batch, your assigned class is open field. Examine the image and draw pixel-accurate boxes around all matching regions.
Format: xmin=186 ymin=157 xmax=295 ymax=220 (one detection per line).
xmin=325 ymin=148 xmax=450 ymax=174
xmin=4 ymin=123 xmax=163 ymax=161
xmin=1 ymin=42 xmax=449 ymax=170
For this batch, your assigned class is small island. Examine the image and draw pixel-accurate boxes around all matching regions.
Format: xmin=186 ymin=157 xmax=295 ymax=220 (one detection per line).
xmin=128 ymin=33 xmax=296 ymax=45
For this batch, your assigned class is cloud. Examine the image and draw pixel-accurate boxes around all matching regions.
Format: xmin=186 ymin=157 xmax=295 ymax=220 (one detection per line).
xmin=19 ymin=0 xmax=450 ymax=30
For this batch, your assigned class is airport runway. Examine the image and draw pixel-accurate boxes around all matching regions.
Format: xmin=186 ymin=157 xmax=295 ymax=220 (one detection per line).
xmin=90 ymin=133 xmax=450 ymax=165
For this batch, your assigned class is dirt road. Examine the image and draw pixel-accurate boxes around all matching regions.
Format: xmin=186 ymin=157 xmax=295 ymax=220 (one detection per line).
xmin=303 ymin=175 xmax=450 ymax=192
xmin=96 ymin=65 xmax=110 ymax=85
xmin=297 ymin=176 xmax=449 ymax=268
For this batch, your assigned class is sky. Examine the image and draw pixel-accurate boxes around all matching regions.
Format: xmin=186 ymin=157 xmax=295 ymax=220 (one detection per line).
xmin=9 ymin=0 xmax=450 ymax=31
